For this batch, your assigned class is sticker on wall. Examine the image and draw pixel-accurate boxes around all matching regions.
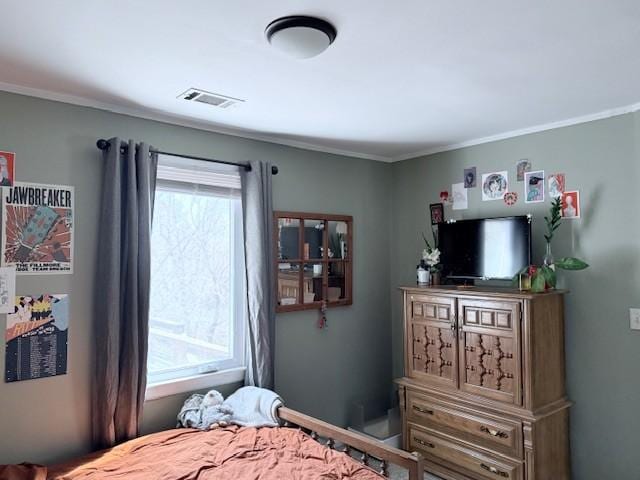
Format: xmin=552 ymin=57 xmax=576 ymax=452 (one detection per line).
xmin=1 ymin=182 xmax=74 ymax=274
xmin=548 ymin=173 xmax=565 ymax=198
xmin=516 ymin=159 xmax=531 ymax=182
xmin=430 ymin=203 xmax=444 ymax=224
xmin=0 ymin=266 xmax=16 ymax=314
xmin=504 ymin=191 xmax=518 ymax=206
xmin=5 ymin=294 xmax=69 ymax=383
xmin=525 ymin=170 xmax=545 ymax=203
xmin=561 ymin=191 xmax=580 ymax=219
xmin=452 ymin=183 xmax=468 ymax=210
xmin=0 ymin=150 xmax=15 ymax=187
xmin=481 ymin=171 xmax=508 ymax=201
xmin=463 ymin=167 xmax=476 ymax=188
xmin=439 ymin=190 xmax=450 ymax=205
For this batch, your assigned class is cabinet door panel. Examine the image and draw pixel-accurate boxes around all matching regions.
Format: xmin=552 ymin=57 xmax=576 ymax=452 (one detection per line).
xmin=406 ymin=294 xmax=458 ymax=389
xmin=458 ymin=298 xmax=522 ymax=405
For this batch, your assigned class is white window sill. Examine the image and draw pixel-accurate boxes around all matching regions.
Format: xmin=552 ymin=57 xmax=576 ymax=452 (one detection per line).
xmin=145 ymin=366 xmax=246 ymax=402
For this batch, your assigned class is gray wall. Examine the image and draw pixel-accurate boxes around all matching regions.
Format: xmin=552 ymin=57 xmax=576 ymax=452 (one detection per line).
xmin=390 ymin=112 xmax=640 ymax=479
xmin=1 ymin=89 xmax=638 ymax=478
xmin=0 ymin=91 xmax=393 ymax=464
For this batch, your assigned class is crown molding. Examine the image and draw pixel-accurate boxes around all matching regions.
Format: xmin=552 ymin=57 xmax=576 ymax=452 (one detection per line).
xmin=1 ymin=80 xmax=638 ymax=164
xmin=0 ymin=81 xmax=393 ymax=163
xmin=391 ymin=101 xmax=640 ymax=162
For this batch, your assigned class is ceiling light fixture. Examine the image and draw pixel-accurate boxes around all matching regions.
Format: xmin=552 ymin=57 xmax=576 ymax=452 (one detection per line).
xmin=265 ymin=16 xmax=337 ymax=59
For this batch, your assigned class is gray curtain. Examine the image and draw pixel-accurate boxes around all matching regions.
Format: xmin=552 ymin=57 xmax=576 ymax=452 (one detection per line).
xmin=92 ymin=138 xmax=158 ymax=450
xmin=241 ymin=161 xmax=276 ymax=389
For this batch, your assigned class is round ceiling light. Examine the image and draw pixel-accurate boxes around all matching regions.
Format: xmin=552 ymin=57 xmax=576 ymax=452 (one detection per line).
xmin=266 ymin=16 xmax=337 ymax=59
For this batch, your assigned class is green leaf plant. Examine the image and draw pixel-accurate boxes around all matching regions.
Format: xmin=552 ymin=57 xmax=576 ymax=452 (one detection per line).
xmin=515 ymin=198 xmax=589 ymax=293
xmin=544 ymin=198 xmax=563 ymax=243
xmin=421 ymin=227 xmax=438 ymax=252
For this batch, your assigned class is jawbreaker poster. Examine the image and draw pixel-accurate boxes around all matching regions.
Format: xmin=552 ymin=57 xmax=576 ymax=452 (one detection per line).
xmin=2 ymin=182 xmax=74 ymax=274
xmin=5 ymin=294 xmax=69 ymax=383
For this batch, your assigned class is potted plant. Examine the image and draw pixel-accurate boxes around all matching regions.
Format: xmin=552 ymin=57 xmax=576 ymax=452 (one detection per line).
xmin=421 ymin=228 xmax=442 ymax=285
xmin=517 ymin=198 xmax=589 ymax=293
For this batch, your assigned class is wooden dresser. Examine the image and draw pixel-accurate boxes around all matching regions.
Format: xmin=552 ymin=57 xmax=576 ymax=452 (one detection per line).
xmin=396 ymin=286 xmax=571 ymax=480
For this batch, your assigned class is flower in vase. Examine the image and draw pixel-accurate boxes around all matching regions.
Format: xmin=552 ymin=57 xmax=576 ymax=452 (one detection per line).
xmin=422 ymin=248 xmax=441 ymax=267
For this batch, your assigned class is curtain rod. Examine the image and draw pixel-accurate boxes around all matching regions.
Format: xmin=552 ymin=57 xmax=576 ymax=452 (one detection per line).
xmin=96 ymin=139 xmax=279 ymax=175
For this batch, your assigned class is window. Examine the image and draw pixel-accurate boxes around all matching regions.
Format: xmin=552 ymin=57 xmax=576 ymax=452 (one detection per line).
xmin=147 ymin=157 xmax=246 ymax=386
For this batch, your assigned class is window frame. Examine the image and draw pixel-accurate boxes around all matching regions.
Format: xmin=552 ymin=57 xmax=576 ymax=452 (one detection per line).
xmin=146 ymin=164 xmax=246 ymax=394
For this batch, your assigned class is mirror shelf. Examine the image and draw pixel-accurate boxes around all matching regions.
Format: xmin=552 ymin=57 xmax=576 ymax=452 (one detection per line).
xmin=274 ymin=211 xmax=352 ymax=313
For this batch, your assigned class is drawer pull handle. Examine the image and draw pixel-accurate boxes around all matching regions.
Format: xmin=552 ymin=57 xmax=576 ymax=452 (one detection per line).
xmin=480 ymin=426 xmax=509 ymax=439
xmin=481 ymin=463 xmax=509 ymax=478
xmin=412 ymin=405 xmax=434 ymax=415
xmin=413 ymin=437 xmax=435 ymax=449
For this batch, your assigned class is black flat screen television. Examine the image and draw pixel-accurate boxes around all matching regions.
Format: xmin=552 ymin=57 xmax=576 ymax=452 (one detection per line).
xmin=438 ymin=216 xmax=532 ymax=280
xmin=280 ymin=226 xmax=322 ymax=260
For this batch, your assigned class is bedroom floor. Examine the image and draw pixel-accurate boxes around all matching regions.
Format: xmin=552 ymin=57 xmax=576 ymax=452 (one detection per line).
xmin=388 ymin=465 xmax=440 ymax=480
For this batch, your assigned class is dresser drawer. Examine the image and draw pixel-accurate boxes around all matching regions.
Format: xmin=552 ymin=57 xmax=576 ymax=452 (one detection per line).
xmin=407 ymin=390 xmax=522 ymax=458
xmin=408 ymin=424 xmax=523 ymax=480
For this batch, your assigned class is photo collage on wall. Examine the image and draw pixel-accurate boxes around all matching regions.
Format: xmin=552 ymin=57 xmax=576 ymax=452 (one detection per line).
xmin=0 ymin=149 xmax=73 ymax=384
xmin=431 ymin=156 xmax=581 ymax=220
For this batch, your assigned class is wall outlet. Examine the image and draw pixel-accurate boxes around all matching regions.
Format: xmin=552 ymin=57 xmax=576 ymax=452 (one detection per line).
xmin=630 ymin=308 xmax=640 ymax=331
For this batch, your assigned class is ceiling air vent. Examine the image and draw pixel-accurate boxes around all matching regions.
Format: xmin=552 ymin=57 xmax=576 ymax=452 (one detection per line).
xmin=178 ymin=88 xmax=244 ymax=109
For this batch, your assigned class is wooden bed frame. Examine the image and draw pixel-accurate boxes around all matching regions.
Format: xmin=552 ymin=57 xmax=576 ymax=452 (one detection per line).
xmin=278 ymin=407 xmax=424 ymax=480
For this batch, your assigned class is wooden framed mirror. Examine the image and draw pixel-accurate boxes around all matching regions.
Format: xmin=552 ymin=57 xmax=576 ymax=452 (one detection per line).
xmin=274 ymin=211 xmax=352 ymax=313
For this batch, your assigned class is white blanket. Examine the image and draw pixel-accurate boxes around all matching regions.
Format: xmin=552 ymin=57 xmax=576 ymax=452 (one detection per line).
xmin=222 ymin=386 xmax=283 ymax=428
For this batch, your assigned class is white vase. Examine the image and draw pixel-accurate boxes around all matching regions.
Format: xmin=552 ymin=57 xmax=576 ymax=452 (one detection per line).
xmin=417 ymin=268 xmax=429 ymax=285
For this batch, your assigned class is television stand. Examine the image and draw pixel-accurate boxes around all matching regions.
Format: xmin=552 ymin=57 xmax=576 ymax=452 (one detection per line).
xmin=396 ymin=285 xmax=571 ymax=479
xmin=444 ymin=277 xmax=475 ymax=287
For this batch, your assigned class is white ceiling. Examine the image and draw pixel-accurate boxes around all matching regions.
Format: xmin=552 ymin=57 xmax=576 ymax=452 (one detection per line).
xmin=1 ymin=1 xmax=639 ymax=161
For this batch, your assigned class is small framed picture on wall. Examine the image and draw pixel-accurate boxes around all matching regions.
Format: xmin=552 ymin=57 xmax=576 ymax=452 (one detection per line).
xmin=525 ymin=170 xmax=545 ymax=203
xmin=463 ymin=167 xmax=476 ymax=188
xmin=430 ymin=203 xmax=444 ymax=225
xmin=0 ymin=150 xmax=15 ymax=187
xmin=481 ymin=171 xmax=508 ymax=201
xmin=561 ymin=191 xmax=580 ymax=219
xmin=516 ymin=159 xmax=531 ymax=182
xmin=548 ymin=173 xmax=565 ymax=198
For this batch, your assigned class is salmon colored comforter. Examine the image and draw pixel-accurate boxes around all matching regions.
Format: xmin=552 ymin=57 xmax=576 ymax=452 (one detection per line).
xmin=40 ymin=426 xmax=385 ymax=479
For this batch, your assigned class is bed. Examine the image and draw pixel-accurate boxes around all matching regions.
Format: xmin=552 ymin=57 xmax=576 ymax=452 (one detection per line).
xmin=2 ymin=407 xmax=423 ymax=480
